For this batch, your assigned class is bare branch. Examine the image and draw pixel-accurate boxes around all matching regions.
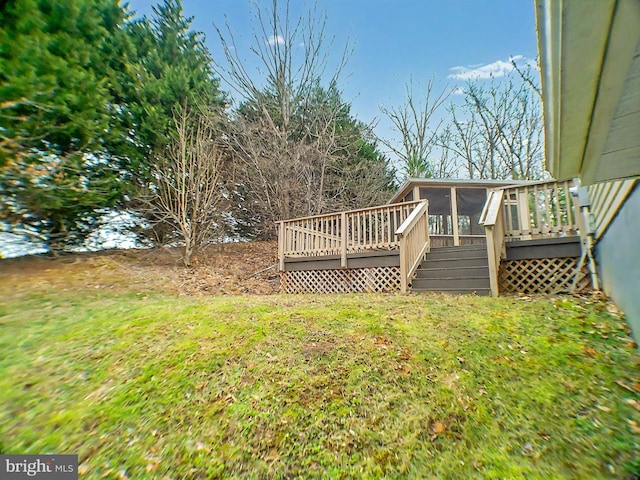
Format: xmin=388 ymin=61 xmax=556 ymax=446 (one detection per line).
xmin=139 ymin=102 xmax=226 ymax=266
xmin=380 ymin=78 xmax=452 ymax=179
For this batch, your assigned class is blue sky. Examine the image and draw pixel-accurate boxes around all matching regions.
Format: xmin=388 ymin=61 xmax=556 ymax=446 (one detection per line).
xmin=125 ymin=0 xmax=539 ymax=149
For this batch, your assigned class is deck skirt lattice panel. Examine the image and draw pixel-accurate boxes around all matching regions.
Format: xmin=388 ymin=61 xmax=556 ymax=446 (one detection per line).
xmin=499 ymin=257 xmax=591 ymax=294
xmin=282 ymin=267 xmax=401 ymax=294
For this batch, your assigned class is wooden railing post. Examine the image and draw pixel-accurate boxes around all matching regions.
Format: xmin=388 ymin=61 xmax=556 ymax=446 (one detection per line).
xmin=399 ymin=234 xmax=408 ymax=293
xmin=450 ymin=186 xmax=460 ymax=246
xmin=485 ymin=226 xmax=498 ymax=296
xmin=278 ymin=221 xmax=285 ymax=272
xmin=341 ymin=211 xmax=347 ymax=268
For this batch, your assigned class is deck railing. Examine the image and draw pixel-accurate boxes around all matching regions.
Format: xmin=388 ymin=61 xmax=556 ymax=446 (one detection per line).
xmin=501 ymin=179 xmax=579 ymax=240
xmin=479 ymin=178 xmax=583 ymax=296
xmin=277 ymin=201 xmax=422 ymax=270
xmin=396 ymin=201 xmax=431 ymax=293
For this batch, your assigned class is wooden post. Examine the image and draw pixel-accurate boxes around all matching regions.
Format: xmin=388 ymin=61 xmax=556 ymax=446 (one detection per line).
xmin=341 ymin=211 xmax=347 ymax=268
xmin=399 ymin=233 xmax=408 ymax=293
xmin=278 ymin=222 xmax=285 ymax=272
xmin=413 ymin=185 xmax=420 ymax=202
xmin=485 ymin=225 xmax=499 ymax=297
xmin=450 ymin=186 xmax=460 ymax=246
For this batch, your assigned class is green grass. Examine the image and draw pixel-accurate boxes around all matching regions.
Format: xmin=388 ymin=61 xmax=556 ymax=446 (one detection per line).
xmin=1 ymin=288 xmax=638 ymax=479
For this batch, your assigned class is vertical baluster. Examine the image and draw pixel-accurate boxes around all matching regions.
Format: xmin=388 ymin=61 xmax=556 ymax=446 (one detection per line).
xmin=522 ymin=187 xmax=529 ymax=234
xmin=370 ymin=209 xmax=375 ymax=247
xmin=505 ymin=189 xmax=513 ymax=235
xmin=352 ymin=212 xmax=357 ymax=250
xmin=293 ymin=222 xmax=297 ymax=253
xmin=365 ymin=210 xmax=370 ymax=248
xmin=284 ymin=222 xmax=288 ymax=255
xmin=542 ymin=183 xmax=550 ymax=233
xmin=553 ymin=185 xmax=562 ymax=233
xmin=564 ymin=181 xmax=573 ymax=231
xmin=313 ymin=218 xmax=318 ymax=253
xmin=389 ymin=207 xmax=394 ymax=244
xmin=307 ymin=219 xmax=310 ymax=253
xmin=329 ymin=217 xmax=336 ymax=253
xmin=326 ymin=217 xmax=330 ymax=251
xmin=293 ymin=221 xmax=297 ymax=253
xmin=324 ymin=217 xmax=328 ymax=252
xmin=300 ymin=220 xmax=304 ymax=253
xmin=333 ymin=216 xmax=336 ymax=254
xmin=371 ymin=209 xmax=376 ymax=246
xmin=372 ymin=209 xmax=376 ymax=247
xmin=365 ymin=210 xmax=369 ymax=247
xmin=347 ymin=212 xmax=352 ymax=252
xmin=383 ymin=207 xmax=388 ymax=244
xmin=373 ymin=211 xmax=380 ymax=245
xmin=532 ymin=184 xmax=538 ymax=233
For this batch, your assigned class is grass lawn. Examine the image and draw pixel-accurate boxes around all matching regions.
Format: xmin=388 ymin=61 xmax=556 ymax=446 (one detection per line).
xmin=1 ymin=281 xmax=639 ymax=478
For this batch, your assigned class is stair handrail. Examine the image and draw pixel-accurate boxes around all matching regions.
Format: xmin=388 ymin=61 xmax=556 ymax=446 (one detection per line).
xmin=479 ymin=189 xmax=506 ymax=296
xmin=395 ymin=200 xmax=430 ymax=293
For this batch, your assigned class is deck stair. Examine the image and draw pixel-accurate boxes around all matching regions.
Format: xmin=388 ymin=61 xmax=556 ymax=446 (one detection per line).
xmin=411 ymin=244 xmax=491 ymax=295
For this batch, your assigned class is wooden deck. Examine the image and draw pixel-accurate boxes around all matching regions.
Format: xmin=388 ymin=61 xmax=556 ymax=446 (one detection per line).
xmin=278 ymin=179 xmax=594 ymax=295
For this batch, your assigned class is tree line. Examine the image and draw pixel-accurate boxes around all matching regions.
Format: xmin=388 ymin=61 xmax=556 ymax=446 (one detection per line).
xmin=0 ymin=0 xmax=543 ymax=265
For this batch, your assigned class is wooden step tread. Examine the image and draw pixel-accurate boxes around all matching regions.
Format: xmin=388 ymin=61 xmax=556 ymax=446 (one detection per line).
xmin=410 ymin=288 xmax=491 ymax=295
xmin=423 ymin=256 xmax=489 ymax=262
xmin=418 ymin=266 xmax=489 ymax=272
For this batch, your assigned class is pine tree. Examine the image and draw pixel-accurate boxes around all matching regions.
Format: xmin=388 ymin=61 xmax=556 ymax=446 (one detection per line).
xmin=114 ymin=0 xmax=224 ymax=179
xmin=0 ymin=0 xmax=126 ymax=251
xmin=111 ymin=0 xmax=226 ymax=243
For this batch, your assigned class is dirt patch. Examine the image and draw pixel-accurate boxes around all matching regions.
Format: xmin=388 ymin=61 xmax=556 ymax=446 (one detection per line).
xmin=0 ymin=241 xmax=281 ymax=298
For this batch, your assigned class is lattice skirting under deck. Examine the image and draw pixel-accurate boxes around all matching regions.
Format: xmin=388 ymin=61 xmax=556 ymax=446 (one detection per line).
xmin=281 ymin=267 xmax=401 ymax=294
xmin=499 ymin=257 xmax=591 ymax=295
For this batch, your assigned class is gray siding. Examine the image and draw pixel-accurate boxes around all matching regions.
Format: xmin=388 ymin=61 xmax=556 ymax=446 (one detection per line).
xmin=595 ymin=184 xmax=640 ymax=340
xmin=595 ymin=40 xmax=640 ymax=181
xmin=588 ymin=179 xmax=638 ymax=239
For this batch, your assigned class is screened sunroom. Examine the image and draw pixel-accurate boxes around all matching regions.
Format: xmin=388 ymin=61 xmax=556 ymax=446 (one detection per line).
xmin=388 ymin=178 xmax=531 ymax=248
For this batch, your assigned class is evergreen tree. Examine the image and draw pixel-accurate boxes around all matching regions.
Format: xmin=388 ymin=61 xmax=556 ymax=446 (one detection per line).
xmin=114 ymin=0 xmax=224 ymax=181
xmin=111 ymin=0 xmax=226 ymax=243
xmin=0 ymin=0 xmax=126 ymax=250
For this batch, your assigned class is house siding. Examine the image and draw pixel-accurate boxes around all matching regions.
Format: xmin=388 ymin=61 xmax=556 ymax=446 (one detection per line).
xmin=595 ymin=183 xmax=640 ymax=340
xmin=587 ymin=179 xmax=638 ymax=239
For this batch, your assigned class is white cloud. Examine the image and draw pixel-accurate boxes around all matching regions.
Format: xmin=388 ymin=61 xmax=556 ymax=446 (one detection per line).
xmin=448 ymin=55 xmax=529 ymax=80
xmin=266 ymin=35 xmax=285 ymax=46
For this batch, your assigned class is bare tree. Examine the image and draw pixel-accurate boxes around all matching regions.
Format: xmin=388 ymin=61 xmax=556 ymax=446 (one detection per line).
xmin=380 ymin=78 xmax=452 ymax=179
xmin=145 ymin=103 xmax=226 ymax=266
xmin=441 ymin=65 xmax=544 ymax=180
xmin=213 ymin=1 xmax=393 ymax=238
